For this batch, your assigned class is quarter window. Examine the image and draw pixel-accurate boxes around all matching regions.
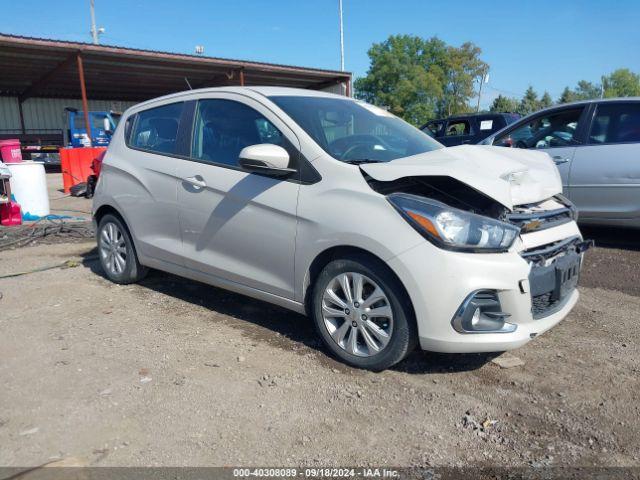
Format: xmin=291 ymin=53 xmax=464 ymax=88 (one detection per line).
xmin=130 ymin=102 xmax=184 ymax=155
xmin=495 ymin=109 xmax=583 ymax=149
xmin=191 ymin=99 xmax=290 ymax=167
xmin=589 ymin=103 xmax=640 ymax=144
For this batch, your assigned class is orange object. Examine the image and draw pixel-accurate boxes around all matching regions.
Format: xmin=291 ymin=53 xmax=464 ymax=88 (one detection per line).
xmin=407 ymin=211 xmax=440 ymax=238
xmin=60 ymin=147 xmax=107 ymax=193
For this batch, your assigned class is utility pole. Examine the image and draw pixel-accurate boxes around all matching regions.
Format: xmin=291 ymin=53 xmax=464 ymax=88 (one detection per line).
xmin=338 ymin=0 xmax=345 ymax=71
xmin=476 ymin=69 xmax=488 ymax=112
xmin=90 ymin=0 xmax=99 ymax=44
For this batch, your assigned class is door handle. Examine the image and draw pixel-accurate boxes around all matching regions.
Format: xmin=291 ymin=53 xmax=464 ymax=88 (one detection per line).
xmin=184 ymin=175 xmax=207 ymax=189
xmin=552 ymin=156 xmax=570 ymax=165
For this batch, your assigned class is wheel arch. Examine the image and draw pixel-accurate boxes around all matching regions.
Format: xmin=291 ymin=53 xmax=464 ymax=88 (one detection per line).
xmin=93 ymin=203 xmax=141 ymax=256
xmin=302 ymin=245 xmax=416 ymax=322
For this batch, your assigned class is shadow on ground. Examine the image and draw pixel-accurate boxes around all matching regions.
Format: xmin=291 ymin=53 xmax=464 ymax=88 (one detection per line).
xmin=81 ymin=247 xmax=494 ymax=374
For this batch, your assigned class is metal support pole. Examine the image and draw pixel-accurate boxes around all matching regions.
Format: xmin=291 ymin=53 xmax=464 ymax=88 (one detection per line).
xmin=77 ymin=53 xmax=93 ymax=147
xmin=17 ymin=99 xmax=26 ymax=135
xmin=238 ymin=68 xmax=245 ymax=86
xmin=338 ymin=0 xmax=345 ymax=71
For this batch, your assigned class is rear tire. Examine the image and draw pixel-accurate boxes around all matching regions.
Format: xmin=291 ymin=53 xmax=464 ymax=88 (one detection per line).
xmin=97 ymin=214 xmax=148 ymax=284
xmin=311 ymin=255 xmax=417 ymax=371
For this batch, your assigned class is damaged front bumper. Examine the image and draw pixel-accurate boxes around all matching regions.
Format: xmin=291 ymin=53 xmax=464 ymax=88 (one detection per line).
xmin=387 ymin=219 xmax=591 ymax=354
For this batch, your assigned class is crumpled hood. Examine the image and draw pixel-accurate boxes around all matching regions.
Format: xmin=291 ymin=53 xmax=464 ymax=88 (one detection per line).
xmin=360 ymin=145 xmax=562 ymax=210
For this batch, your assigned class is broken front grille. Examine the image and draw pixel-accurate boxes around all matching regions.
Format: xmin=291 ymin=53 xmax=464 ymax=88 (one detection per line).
xmin=507 ymin=197 xmax=576 ymax=234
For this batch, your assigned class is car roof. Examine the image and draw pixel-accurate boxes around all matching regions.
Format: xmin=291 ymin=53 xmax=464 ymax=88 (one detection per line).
xmin=532 ymin=96 xmax=640 ymax=113
xmin=129 ymin=86 xmax=350 ymax=111
xmin=425 ymin=112 xmax=517 ymax=123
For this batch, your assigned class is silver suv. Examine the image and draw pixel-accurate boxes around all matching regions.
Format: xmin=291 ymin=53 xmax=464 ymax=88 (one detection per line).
xmin=93 ymin=87 xmax=589 ymax=370
xmin=482 ymin=98 xmax=640 ymax=228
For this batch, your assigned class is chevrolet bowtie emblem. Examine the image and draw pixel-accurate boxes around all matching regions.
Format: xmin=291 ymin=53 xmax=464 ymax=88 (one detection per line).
xmin=522 ymin=219 xmax=542 ymax=232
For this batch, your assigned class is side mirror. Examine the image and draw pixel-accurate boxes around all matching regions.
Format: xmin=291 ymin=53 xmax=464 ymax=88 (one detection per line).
xmin=103 ymin=117 xmax=112 ymax=133
xmin=238 ymin=144 xmax=296 ymax=177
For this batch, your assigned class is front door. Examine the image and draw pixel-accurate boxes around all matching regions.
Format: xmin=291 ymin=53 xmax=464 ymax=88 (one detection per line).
xmin=492 ymin=106 xmax=586 ymax=196
xmin=177 ymin=94 xmax=300 ymax=299
xmin=570 ymin=101 xmax=640 ymax=221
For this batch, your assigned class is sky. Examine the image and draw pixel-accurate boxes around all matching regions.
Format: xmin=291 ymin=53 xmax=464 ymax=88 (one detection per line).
xmin=1 ymin=0 xmax=639 ymax=109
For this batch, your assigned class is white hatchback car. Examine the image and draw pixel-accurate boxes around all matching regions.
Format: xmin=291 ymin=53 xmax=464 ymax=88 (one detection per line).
xmin=93 ymin=87 xmax=591 ymax=370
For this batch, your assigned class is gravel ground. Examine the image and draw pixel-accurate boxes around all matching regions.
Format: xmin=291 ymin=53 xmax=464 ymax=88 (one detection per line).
xmin=0 ymin=229 xmax=638 ymax=468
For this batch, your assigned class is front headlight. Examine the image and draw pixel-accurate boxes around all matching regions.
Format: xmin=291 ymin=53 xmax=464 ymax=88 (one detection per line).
xmin=388 ymin=193 xmax=520 ymax=252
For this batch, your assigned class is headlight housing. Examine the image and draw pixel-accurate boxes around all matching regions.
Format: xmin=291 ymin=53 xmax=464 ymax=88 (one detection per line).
xmin=388 ymin=193 xmax=520 ymax=253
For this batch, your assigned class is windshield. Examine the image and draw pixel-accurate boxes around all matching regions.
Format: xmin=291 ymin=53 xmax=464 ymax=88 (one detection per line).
xmin=73 ymin=113 xmax=114 ymax=131
xmin=269 ymin=96 xmax=443 ymax=163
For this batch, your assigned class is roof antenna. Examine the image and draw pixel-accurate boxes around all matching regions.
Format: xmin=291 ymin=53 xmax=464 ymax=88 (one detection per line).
xmin=184 ymin=77 xmax=193 ymax=90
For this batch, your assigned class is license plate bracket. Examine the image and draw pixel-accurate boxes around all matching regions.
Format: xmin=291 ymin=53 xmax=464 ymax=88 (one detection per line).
xmin=553 ymin=253 xmax=580 ymax=301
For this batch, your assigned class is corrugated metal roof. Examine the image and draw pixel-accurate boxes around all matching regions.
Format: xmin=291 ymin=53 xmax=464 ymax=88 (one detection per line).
xmin=0 ymin=33 xmax=351 ymax=102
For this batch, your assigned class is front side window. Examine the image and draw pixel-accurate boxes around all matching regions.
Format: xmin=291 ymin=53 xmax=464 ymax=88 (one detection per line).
xmin=589 ymin=103 xmax=640 ymax=144
xmin=495 ymin=108 xmax=583 ymax=149
xmin=269 ymin=96 xmax=442 ymax=163
xmin=191 ymin=99 xmax=289 ymax=167
xmin=422 ymin=121 xmax=443 ymax=138
xmin=130 ymin=102 xmax=184 ymax=155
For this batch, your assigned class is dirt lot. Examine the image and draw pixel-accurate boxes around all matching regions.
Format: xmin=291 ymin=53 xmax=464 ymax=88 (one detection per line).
xmin=0 ymin=225 xmax=639 ymax=468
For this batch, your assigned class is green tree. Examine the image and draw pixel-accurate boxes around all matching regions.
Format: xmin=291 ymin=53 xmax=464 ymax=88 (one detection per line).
xmin=539 ymin=91 xmax=553 ymax=109
xmin=354 ymin=35 xmax=487 ymax=125
xmin=440 ymin=42 xmax=488 ymax=117
xmin=558 ymin=86 xmax=577 ymax=104
xmin=574 ymin=80 xmax=600 ymax=100
xmin=489 ymin=94 xmax=519 ymax=113
xmin=603 ymin=68 xmax=640 ymax=97
xmin=518 ymin=86 xmax=539 ymax=115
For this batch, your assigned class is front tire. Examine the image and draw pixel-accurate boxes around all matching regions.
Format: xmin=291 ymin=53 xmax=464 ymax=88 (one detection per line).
xmin=97 ymin=214 xmax=148 ymax=284
xmin=311 ymin=255 xmax=417 ymax=371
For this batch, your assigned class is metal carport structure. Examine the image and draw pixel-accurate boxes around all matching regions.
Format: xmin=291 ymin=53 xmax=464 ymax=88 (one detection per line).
xmin=0 ymin=33 xmax=351 ymax=146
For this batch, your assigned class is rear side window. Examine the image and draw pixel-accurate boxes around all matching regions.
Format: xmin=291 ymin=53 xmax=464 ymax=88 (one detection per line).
xmin=589 ymin=103 xmax=640 ymax=144
xmin=445 ymin=120 xmax=472 ymax=137
xmin=129 ymin=102 xmax=184 ymax=155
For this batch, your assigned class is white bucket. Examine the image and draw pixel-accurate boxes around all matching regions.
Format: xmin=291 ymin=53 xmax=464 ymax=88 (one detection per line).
xmin=7 ymin=161 xmax=50 ymax=218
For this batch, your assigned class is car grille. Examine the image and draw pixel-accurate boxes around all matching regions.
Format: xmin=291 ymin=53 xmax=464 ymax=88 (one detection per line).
xmin=531 ymin=291 xmax=564 ymax=318
xmin=507 ymin=206 xmax=573 ymax=233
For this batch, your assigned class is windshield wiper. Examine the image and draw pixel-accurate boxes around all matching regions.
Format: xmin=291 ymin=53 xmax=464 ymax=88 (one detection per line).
xmin=342 ymin=159 xmax=385 ymax=165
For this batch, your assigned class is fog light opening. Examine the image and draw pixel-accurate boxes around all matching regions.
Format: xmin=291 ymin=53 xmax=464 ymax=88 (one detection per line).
xmin=471 ymin=307 xmax=481 ymax=326
xmin=452 ymin=290 xmax=517 ymax=334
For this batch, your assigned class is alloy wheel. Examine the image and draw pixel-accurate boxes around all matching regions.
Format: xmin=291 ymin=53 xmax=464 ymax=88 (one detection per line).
xmin=99 ymin=222 xmax=128 ymax=276
xmin=321 ymin=272 xmax=393 ymax=357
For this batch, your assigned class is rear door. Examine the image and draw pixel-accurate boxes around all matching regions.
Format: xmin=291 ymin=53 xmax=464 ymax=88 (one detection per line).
xmin=112 ymin=101 xmax=188 ymax=266
xmin=569 ymin=101 xmax=640 ymax=221
xmin=492 ymin=106 xmax=588 ymax=195
xmin=176 ymin=93 xmax=300 ymax=298
xmin=440 ymin=118 xmax=475 ymax=146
